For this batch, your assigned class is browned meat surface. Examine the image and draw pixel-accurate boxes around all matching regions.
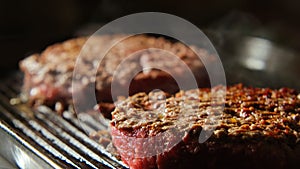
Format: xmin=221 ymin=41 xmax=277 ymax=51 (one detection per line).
xmin=20 ymin=35 xmax=215 ymax=117
xmin=111 ymin=84 xmax=300 ymax=169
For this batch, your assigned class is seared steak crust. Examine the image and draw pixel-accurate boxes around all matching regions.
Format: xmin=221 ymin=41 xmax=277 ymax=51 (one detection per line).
xmin=20 ymin=35 xmax=213 ymax=116
xmin=111 ymin=84 xmax=300 ymax=169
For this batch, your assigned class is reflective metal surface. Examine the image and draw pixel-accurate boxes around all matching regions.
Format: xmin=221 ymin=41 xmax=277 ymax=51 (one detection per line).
xmin=0 ymin=73 xmax=128 ymax=169
xmin=217 ymin=35 xmax=300 ymax=90
xmin=0 ymin=155 xmax=16 ymax=169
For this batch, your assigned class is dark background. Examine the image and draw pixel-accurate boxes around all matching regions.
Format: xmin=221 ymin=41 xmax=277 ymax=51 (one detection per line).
xmin=1 ymin=0 xmax=300 ymax=75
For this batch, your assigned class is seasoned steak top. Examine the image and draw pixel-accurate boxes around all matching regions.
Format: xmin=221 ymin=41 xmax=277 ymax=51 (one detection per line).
xmin=111 ymin=84 xmax=300 ymax=143
xmin=20 ymin=34 xmax=214 ymax=106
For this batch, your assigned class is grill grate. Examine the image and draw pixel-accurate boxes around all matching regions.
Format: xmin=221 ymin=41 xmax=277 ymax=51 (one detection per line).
xmin=0 ymin=72 xmax=128 ymax=169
